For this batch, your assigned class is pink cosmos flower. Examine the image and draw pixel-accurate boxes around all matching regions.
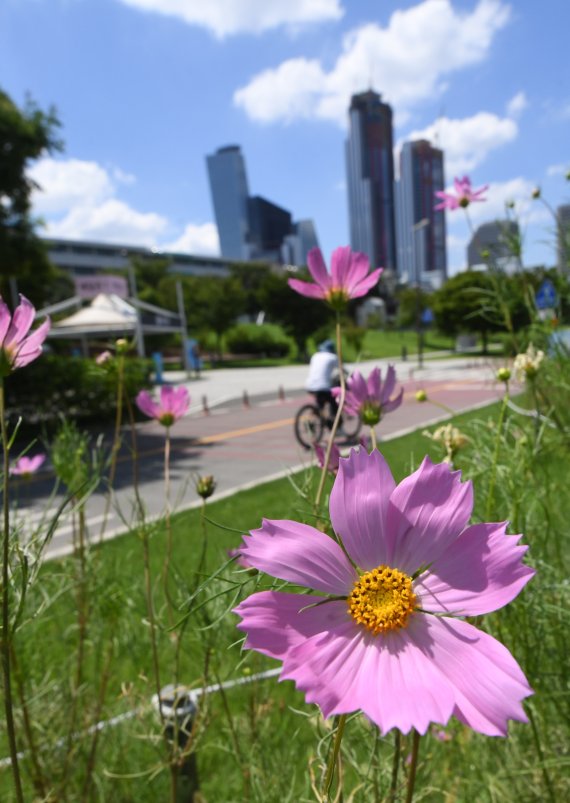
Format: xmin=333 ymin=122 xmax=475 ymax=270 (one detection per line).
xmin=332 ymin=366 xmax=403 ymax=427
xmin=434 ymin=176 xmax=488 ymax=211
xmin=136 ymin=385 xmax=190 ymax=426
xmin=11 ymin=454 xmax=46 ymax=476
xmin=95 ymin=350 xmax=112 ymax=365
xmin=0 ymin=295 xmax=50 ymax=376
xmin=288 ymin=246 xmax=382 ymax=308
xmin=314 ymin=437 xmax=368 ymax=474
xmin=228 ymin=545 xmax=254 ymax=570
xmin=234 ymin=449 xmax=534 ymax=736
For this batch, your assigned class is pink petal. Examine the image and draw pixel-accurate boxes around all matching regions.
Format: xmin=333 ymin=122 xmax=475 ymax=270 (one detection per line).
xmin=343 ymin=251 xmax=370 ymax=293
xmin=282 ymin=612 xmax=455 ymax=734
xmin=380 ymin=365 xmax=396 ymax=404
xmin=415 ymin=616 xmax=532 ymax=736
xmin=234 ymin=590 xmax=348 ymax=662
xmin=349 ymin=268 xmax=383 ymax=299
xmin=347 ymin=370 xmax=367 ymax=405
xmin=366 ymin=367 xmax=381 ymax=400
xmin=13 ymin=318 xmax=51 ymax=368
xmin=387 ymin=457 xmax=473 ymax=574
xmin=136 ymin=390 xmax=160 ymax=419
xmin=287 ymin=278 xmax=327 ymax=299
xmin=241 ymin=519 xmax=357 ymax=595
xmin=314 ymin=442 xmax=340 ymax=472
xmin=0 ymin=299 xmax=12 ymax=346
xmin=4 ymin=295 xmax=35 ymax=349
xmin=382 ymin=386 xmax=404 ymax=413
xmin=330 ymin=246 xmax=352 ymax=288
xmin=416 ymin=523 xmax=534 ymax=616
xmin=329 ymin=449 xmax=396 ymax=570
xmin=306 ymin=248 xmax=332 ymax=291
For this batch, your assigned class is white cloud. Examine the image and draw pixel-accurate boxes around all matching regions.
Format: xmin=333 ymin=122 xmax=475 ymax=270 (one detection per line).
xmin=467 ymin=177 xmax=549 ymax=224
xmin=234 ymin=0 xmax=511 ymax=125
xmin=41 ymin=199 xmax=168 ymax=247
xmin=404 ymin=112 xmax=518 ymax=176
xmin=547 ymin=163 xmax=569 ymax=177
xmin=163 ymin=223 xmax=220 ymax=255
xmin=29 ymin=158 xmax=114 ymax=215
xmin=117 ymin=0 xmax=343 ymax=38
xmin=30 ymin=156 xmax=216 ymax=252
xmin=235 ymin=59 xmax=327 ymax=123
xmin=506 ymin=91 xmax=527 ymax=117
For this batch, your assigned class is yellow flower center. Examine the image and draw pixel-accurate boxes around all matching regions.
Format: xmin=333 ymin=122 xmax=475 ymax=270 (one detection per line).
xmin=348 ymin=565 xmax=416 ymax=635
xmin=326 ymin=287 xmax=349 ymax=310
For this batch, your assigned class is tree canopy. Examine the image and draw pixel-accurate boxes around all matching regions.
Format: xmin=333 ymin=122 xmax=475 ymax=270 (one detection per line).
xmin=0 ymin=87 xmax=64 ymax=305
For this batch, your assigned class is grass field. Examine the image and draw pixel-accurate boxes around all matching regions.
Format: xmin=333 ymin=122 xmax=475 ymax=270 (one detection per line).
xmin=3 ymin=397 xmax=569 ymax=801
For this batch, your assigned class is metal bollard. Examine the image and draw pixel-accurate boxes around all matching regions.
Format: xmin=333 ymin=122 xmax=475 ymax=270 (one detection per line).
xmin=401 ymin=345 xmax=408 ymax=362
xmin=155 ymin=685 xmax=200 ymax=802
xmin=243 ymin=390 xmax=250 ymax=408
xmin=202 ymin=395 xmax=209 ymax=415
xmin=278 ymin=385 xmax=285 ymax=402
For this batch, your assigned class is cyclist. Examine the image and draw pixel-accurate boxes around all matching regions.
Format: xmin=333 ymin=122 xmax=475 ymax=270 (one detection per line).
xmin=305 ymin=340 xmax=339 ymax=426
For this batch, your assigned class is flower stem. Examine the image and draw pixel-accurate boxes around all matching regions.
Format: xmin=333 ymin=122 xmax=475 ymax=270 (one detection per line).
xmin=315 ymin=317 xmax=346 ymax=509
xmin=98 ymin=352 xmax=125 ymax=543
xmin=322 ymin=714 xmax=347 ymax=801
xmin=388 ymin=730 xmax=401 ymax=802
xmin=485 ymin=390 xmax=509 ymax=520
xmin=0 ymin=382 xmax=24 ymax=803
xmin=405 ymin=730 xmax=421 ymax=803
xmin=163 ymin=426 xmax=173 ymax=590
xmin=370 ymin=427 xmax=377 ymax=451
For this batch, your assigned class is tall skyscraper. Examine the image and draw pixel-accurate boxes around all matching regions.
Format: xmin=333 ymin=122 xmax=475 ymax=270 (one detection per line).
xmin=345 ymin=90 xmax=397 ymax=271
xmin=207 ymin=145 xmax=319 ymax=266
xmin=206 ymin=145 xmax=252 ymax=260
xmin=396 ymin=140 xmax=447 ymax=287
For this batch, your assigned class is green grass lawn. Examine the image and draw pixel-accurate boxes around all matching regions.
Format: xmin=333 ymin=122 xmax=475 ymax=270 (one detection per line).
xmin=4 ymin=399 xmax=569 ymax=801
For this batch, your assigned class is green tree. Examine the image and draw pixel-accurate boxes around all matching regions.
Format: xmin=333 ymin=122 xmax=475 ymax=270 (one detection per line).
xmin=432 ymin=271 xmax=530 ymax=353
xmin=230 ymin=261 xmax=272 ymax=318
xmin=396 ymin=286 xmax=431 ymax=329
xmin=256 ymin=271 xmax=331 ymax=359
xmin=158 ymin=275 xmax=246 ymax=359
xmin=0 ymin=88 xmax=64 ymax=305
xmin=129 ymin=255 xmax=172 ymax=306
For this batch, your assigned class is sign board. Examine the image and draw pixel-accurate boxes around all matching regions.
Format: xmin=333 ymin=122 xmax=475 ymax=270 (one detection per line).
xmin=74 ymin=275 xmax=129 ymax=299
xmin=421 ymin=308 xmax=434 ymax=325
xmin=535 ymin=279 xmax=557 ymax=310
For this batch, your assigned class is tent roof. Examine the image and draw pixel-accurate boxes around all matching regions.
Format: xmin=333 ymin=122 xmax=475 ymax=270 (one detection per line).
xmin=49 ymin=293 xmax=137 ymax=337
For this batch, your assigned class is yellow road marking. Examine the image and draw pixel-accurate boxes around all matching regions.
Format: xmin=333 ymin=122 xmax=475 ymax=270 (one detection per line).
xmin=197 ymin=417 xmax=294 ymax=444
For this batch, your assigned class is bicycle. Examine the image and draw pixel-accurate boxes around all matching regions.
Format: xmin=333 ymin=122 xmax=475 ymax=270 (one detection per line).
xmin=294 ymin=395 xmax=362 ymax=450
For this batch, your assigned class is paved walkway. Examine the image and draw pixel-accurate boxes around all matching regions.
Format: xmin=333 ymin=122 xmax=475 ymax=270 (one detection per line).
xmin=163 ymin=353 xmax=505 ymax=412
xmin=13 ymin=354 xmax=509 ymax=559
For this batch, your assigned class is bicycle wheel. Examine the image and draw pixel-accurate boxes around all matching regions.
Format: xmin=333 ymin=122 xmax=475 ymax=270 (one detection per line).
xmin=338 ymin=409 xmax=362 ymax=441
xmin=294 ymin=404 xmax=324 ymax=450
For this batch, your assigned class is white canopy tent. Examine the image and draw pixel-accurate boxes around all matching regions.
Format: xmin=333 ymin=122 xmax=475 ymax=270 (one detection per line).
xmin=48 ymin=293 xmax=138 ymax=337
xmin=42 ymin=293 xmax=186 ymax=360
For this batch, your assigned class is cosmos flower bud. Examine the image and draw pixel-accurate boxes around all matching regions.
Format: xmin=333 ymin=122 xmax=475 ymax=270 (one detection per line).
xmin=196 ymin=474 xmax=216 ymax=500
xmin=496 ymin=367 xmax=511 ymax=383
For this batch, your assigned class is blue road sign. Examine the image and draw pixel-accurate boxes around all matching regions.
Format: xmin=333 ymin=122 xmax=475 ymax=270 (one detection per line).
xmin=421 ymin=308 xmax=434 ymax=325
xmin=535 ymin=279 xmax=557 ymax=310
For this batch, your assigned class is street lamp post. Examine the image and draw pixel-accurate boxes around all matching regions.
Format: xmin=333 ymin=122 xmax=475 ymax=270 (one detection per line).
xmin=412 ymin=218 xmax=430 ymax=369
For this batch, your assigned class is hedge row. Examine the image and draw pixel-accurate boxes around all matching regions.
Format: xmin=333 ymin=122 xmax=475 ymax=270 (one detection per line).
xmin=6 ymin=355 xmax=152 ymax=429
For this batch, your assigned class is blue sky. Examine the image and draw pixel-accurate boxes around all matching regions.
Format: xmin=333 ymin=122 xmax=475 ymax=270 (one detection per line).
xmin=1 ymin=0 xmax=569 ymax=274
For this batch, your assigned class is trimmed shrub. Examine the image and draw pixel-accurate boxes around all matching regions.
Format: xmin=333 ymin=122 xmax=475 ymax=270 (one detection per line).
xmin=225 ymin=324 xmax=294 ymax=358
